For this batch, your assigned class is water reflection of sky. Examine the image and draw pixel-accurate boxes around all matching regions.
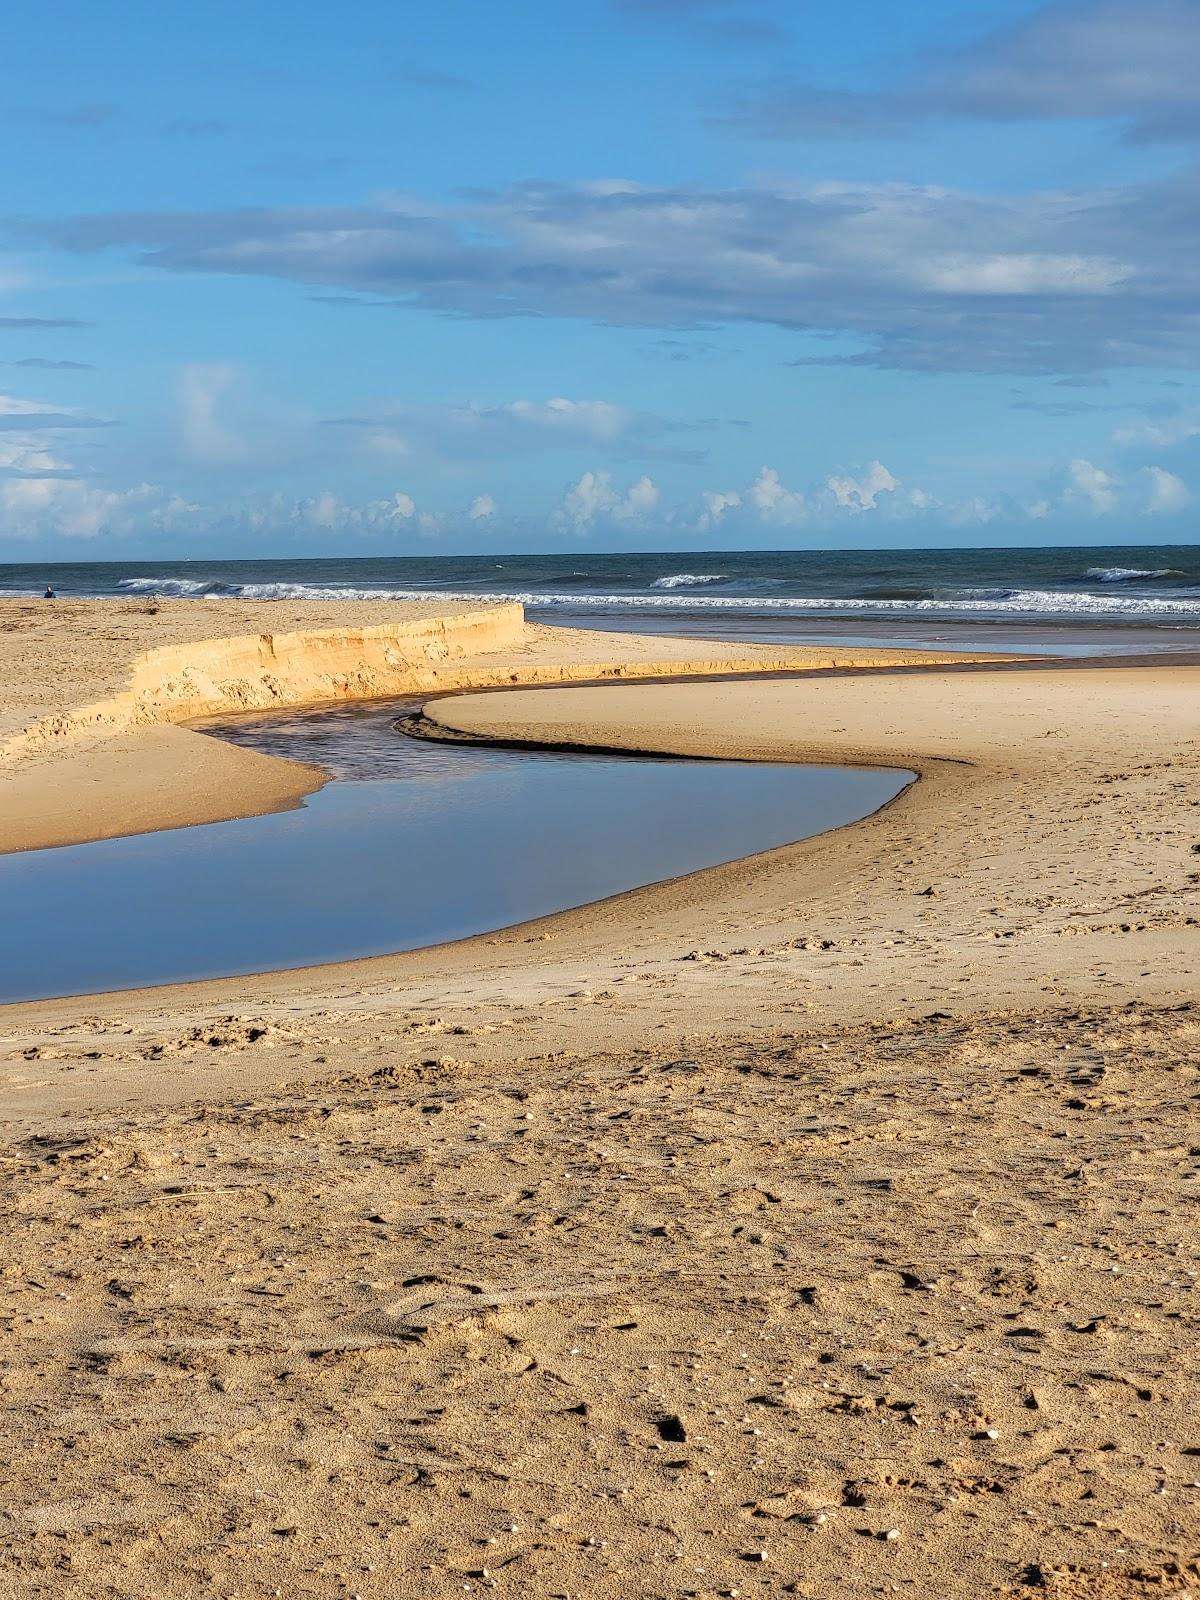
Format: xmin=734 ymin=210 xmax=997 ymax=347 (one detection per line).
xmin=0 ymin=703 xmax=909 ymax=1002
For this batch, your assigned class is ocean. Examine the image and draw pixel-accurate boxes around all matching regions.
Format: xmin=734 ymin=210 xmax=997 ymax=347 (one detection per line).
xmin=5 ymin=545 xmax=1200 ymax=652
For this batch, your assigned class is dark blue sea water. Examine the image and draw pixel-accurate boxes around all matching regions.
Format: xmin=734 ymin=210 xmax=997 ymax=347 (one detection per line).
xmin=4 ymin=546 xmax=1199 ymax=631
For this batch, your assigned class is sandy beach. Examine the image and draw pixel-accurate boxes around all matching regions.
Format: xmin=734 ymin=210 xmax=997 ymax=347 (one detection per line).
xmin=1 ymin=600 xmax=1198 ymax=1599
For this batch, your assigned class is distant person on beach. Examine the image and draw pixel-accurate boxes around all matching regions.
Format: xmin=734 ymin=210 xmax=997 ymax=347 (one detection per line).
xmin=43 ymin=585 xmax=55 ymax=599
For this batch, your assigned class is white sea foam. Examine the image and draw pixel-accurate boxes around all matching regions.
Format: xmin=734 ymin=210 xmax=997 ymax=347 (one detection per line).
xmin=111 ymin=575 xmax=1200 ymax=617
xmin=118 ymin=576 xmax=232 ymax=596
xmin=1085 ymin=566 xmax=1182 ymax=583
xmin=650 ymin=572 xmax=727 ymax=589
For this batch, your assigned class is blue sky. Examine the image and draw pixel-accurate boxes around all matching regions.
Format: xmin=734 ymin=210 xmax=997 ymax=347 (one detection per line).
xmin=2 ymin=0 xmax=1199 ymax=555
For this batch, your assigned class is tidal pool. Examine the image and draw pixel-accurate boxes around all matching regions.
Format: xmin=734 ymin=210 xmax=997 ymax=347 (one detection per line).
xmin=0 ymin=696 xmax=910 ymax=1002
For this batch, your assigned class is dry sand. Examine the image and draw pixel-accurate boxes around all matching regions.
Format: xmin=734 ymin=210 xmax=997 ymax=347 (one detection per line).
xmin=1 ymin=605 xmax=1198 ymax=1599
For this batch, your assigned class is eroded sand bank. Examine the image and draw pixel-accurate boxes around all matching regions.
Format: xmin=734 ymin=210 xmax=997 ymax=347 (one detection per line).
xmin=1 ymin=618 xmax=1198 ymax=1599
xmin=0 ymin=597 xmax=981 ymax=851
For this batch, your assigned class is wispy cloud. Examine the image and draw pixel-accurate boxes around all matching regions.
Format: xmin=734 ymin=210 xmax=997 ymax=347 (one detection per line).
xmin=32 ymin=168 xmax=1200 ymax=375
xmin=613 ymin=0 xmax=786 ymax=46
xmin=0 ymin=412 xmax=113 ymax=430
xmin=177 ymin=363 xmax=248 ymax=463
xmin=2 ymin=103 xmax=117 ymax=129
xmin=394 ymin=69 xmax=475 ymax=93
xmin=721 ymin=0 xmax=1200 ymax=144
xmin=322 ymin=395 xmax=710 ymax=463
xmin=0 ymin=392 xmax=113 ymax=432
xmin=0 ymin=316 xmax=91 ymax=330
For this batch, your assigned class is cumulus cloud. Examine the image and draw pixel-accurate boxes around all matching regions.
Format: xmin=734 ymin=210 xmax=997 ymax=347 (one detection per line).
xmin=826 ymin=460 xmax=898 ymax=513
xmin=693 ymin=452 xmax=1187 ymax=533
xmin=0 ymin=482 xmax=433 ymax=544
xmin=722 ymin=0 xmax=1200 ymax=145
xmin=0 ymin=477 xmax=195 ymax=540
xmin=697 ymin=487 xmax=740 ymax=530
xmin=1025 ymin=457 xmax=1192 ymax=520
xmin=468 ymin=493 xmax=497 ymax=520
xmin=244 ymin=488 xmax=420 ymax=534
xmin=1064 ymin=458 xmax=1119 ymax=515
xmin=1143 ymin=465 xmax=1188 ymax=513
xmin=555 ymin=470 xmax=659 ymax=534
xmin=727 ymin=460 xmax=915 ymax=527
xmin=33 ymin=167 xmax=1200 ymax=375
xmin=748 ymin=465 xmax=806 ymax=525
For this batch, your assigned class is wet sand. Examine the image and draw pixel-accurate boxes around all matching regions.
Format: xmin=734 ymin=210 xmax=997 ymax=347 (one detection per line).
xmin=1 ymin=606 xmax=1198 ymax=1598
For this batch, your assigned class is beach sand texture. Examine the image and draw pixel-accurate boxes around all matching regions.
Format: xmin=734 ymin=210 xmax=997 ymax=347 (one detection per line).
xmin=1 ymin=602 xmax=1198 ymax=1598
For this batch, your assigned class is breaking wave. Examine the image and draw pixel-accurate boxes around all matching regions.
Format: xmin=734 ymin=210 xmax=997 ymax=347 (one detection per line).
xmin=118 ymin=576 xmax=237 ymax=597
xmin=110 ymin=575 xmax=1200 ymax=618
xmin=650 ymin=572 xmax=728 ymax=589
xmin=1085 ymin=566 xmax=1185 ymax=583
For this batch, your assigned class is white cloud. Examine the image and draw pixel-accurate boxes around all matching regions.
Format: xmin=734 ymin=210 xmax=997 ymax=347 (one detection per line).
xmin=622 ymin=475 xmax=659 ymax=518
xmin=0 ymin=384 xmax=194 ymax=539
xmin=826 ymin=460 xmax=899 ymax=512
xmin=178 ymin=362 xmax=247 ymax=463
xmin=363 ymin=428 xmax=412 ymax=459
xmin=748 ymin=466 xmax=806 ymax=525
xmin=1065 ymin=457 xmax=1119 ymax=514
xmin=916 ymin=253 xmax=1131 ymax=296
xmin=372 ymin=491 xmax=416 ymax=521
xmin=297 ymin=490 xmax=343 ymax=529
xmin=555 ymin=470 xmax=659 ymax=534
xmin=943 ymin=494 xmax=1001 ymax=527
xmin=0 ymin=391 xmax=68 ymax=419
xmin=0 ymin=432 xmax=70 ymax=474
xmin=48 ymin=167 xmax=1200 ymax=375
xmin=0 ymin=476 xmax=191 ymax=540
xmin=329 ymin=395 xmax=699 ymax=464
xmin=468 ymin=493 xmax=497 ymax=520
xmin=697 ymin=488 xmax=740 ymax=531
xmin=1113 ymin=412 xmax=1200 ymax=449
xmin=1143 ymin=465 xmax=1188 ymax=513
xmin=506 ymin=397 xmax=628 ymax=439
xmin=704 ymin=460 xmax=1015 ymax=530
xmin=723 ymin=0 xmax=1200 ymax=146
xmin=244 ymin=488 xmax=419 ymax=534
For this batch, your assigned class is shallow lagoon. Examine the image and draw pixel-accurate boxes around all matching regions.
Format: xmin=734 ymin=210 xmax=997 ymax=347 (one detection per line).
xmin=0 ymin=697 xmax=909 ymax=1002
